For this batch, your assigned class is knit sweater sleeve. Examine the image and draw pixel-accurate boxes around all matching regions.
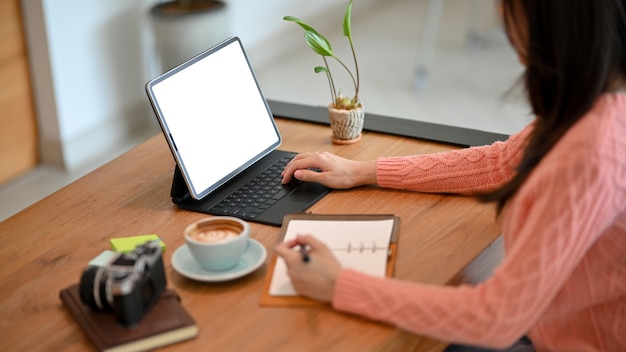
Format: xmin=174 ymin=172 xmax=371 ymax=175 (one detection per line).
xmin=376 ymin=124 xmax=532 ymax=194
xmin=332 ymin=97 xmax=626 ymax=348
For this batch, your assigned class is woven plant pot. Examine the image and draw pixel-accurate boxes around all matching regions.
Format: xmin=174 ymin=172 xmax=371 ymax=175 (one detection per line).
xmin=328 ymin=104 xmax=364 ymax=144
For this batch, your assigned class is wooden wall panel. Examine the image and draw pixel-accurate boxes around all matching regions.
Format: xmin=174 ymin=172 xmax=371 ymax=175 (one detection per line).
xmin=0 ymin=0 xmax=38 ymax=185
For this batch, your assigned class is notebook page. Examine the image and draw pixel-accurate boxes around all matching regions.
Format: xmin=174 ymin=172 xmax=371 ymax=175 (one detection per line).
xmin=269 ymin=218 xmax=395 ymax=296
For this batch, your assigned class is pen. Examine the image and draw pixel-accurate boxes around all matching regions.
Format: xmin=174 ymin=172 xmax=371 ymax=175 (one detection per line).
xmin=300 ymin=244 xmax=310 ymax=263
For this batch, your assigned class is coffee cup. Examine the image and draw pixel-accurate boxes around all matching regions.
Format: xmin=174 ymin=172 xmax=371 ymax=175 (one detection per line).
xmin=184 ymin=216 xmax=250 ymax=271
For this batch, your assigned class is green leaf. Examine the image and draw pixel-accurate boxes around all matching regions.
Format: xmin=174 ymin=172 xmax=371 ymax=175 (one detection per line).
xmin=314 ymin=66 xmax=328 ymax=73
xmin=283 ymin=16 xmax=317 ymax=33
xmin=304 ymin=31 xmax=334 ymax=57
xmin=343 ymin=0 xmax=353 ymax=39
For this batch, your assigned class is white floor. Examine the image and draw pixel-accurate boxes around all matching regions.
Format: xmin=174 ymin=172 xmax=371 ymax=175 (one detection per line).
xmin=0 ymin=0 xmax=531 ymax=222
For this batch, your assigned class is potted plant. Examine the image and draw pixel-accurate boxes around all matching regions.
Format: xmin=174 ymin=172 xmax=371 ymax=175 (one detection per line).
xmin=149 ymin=0 xmax=229 ymax=72
xmin=284 ymin=0 xmax=364 ymax=144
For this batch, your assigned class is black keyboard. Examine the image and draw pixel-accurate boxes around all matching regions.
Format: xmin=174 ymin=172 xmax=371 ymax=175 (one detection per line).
xmin=208 ymin=153 xmax=301 ymax=219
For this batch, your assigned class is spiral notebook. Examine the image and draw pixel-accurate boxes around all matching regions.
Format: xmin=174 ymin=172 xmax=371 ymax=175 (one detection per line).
xmin=260 ymin=213 xmax=400 ymax=306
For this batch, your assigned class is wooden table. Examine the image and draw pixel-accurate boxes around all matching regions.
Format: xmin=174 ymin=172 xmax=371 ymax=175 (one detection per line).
xmin=0 ymin=117 xmax=501 ymax=351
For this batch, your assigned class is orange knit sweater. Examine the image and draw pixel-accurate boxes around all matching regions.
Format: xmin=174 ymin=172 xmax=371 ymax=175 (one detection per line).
xmin=332 ymin=94 xmax=626 ymax=351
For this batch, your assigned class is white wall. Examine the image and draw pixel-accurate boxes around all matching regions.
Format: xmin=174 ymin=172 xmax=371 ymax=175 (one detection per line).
xmin=22 ymin=0 xmax=158 ymax=169
xmin=223 ymin=0 xmax=360 ymax=69
xmin=21 ymin=0 xmax=369 ymax=170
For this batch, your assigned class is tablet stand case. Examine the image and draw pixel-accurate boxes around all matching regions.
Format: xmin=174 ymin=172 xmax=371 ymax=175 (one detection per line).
xmin=171 ymin=165 xmax=193 ymax=204
xmin=168 ymin=160 xmax=331 ymax=227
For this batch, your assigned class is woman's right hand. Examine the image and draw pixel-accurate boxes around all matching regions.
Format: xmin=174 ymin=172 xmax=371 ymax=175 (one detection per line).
xmin=281 ymin=151 xmax=377 ymax=189
xmin=274 ymin=234 xmax=341 ymax=303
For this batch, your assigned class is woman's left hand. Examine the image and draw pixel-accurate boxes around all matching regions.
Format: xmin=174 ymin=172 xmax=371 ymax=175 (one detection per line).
xmin=274 ymin=234 xmax=342 ymax=303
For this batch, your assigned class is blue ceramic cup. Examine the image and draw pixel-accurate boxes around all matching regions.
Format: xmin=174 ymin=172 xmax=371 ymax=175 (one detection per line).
xmin=184 ymin=216 xmax=250 ymax=271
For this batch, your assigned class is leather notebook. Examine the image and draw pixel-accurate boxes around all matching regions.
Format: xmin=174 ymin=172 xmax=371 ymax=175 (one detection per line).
xmin=260 ymin=213 xmax=400 ymax=307
xmin=60 ymin=284 xmax=198 ymax=352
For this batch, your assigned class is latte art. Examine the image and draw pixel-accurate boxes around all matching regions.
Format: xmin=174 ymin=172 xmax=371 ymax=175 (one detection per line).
xmin=191 ymin=227 xmax=240 ymax=243
xmin=186 ymin=219 xmax=244 ymax=244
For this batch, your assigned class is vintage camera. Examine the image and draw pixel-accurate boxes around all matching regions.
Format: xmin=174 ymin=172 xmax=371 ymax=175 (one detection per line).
xmin=79 ymin=240 xmax=167 ymax=327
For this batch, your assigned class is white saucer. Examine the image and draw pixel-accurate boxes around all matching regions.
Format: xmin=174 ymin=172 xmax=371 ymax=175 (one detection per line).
xmin=171 ymin=239 xmax=267 ymax=282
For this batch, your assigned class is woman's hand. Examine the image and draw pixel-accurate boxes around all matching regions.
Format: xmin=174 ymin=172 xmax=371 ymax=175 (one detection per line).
xmin=281 ymin=152 xmax=377 ymax=189
xmin=274 ymin=234 xmax=342 ymax=302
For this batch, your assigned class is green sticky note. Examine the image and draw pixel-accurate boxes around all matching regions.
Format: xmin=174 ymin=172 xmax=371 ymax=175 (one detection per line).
xmin=110 ymin=234 xmax=165 ymax=253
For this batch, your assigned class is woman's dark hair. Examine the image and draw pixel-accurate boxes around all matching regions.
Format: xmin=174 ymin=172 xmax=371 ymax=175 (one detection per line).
xmin=481 ymin=0 xmax=626 ymax=211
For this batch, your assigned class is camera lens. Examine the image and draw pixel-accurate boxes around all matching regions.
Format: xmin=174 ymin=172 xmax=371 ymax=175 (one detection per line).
xmin=79 ymin=266 xmax=113 ymax=311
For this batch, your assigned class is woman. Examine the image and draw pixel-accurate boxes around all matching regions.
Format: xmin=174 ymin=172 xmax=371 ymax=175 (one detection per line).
xmin=276 ymin=1 xmax=626 ymax=351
